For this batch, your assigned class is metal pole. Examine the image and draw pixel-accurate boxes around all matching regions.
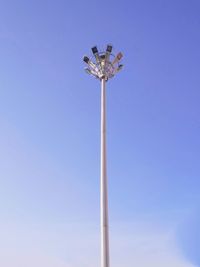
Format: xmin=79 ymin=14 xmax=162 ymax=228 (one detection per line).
xmin=100 ymin=78 xmax=109 ymax=267
xmin=83 ymin=45 xmax=123 ymax=267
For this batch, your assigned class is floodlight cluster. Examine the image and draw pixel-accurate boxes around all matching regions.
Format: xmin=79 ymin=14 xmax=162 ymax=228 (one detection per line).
xmin=83 ymin=44 xmax=123 ymax=81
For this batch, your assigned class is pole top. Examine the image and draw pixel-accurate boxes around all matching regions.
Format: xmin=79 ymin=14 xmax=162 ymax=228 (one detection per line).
xmin=83 ymin=44 xmax=123 ymax=81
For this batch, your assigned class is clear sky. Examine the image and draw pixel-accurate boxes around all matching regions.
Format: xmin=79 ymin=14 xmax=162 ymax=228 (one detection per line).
xmin=0 ymin=0 xmax=200 ymax=266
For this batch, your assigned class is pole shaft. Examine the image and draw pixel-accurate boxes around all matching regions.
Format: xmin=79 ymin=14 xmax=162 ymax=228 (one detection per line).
xmin=100 ymin=78 xmax=109 ymax=267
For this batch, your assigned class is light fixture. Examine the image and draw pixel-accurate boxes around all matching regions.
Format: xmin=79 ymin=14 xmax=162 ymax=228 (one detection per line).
xmin=106 ymin=44 xmax=112 ymax=53
xmin=83 ymin=55 xmax=90 ymax=64
xmin=105 ymin=44 xmax=112 ymax=62
xmin=83 ymin=45 xmax=123 ymax=81
xmin=84 ymin=67 xmax=99 ymax=79
xmin=91 ymin=46 xmax=98 ymax=55
xmin=112 ymin=52 xmax=123 ymax=65
xmin=83 ymin=55 xmax=99 ymax=73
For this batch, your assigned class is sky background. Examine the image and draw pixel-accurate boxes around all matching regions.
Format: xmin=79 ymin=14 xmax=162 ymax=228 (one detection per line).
xmin=0 ymin=0 xmax=200 ymax=266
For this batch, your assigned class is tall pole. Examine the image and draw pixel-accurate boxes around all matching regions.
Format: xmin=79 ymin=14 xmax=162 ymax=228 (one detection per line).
xmin=83 ymin=44 xmax=123 ymax=267
xmin=100 ymin=78 xmax=109 ymax=267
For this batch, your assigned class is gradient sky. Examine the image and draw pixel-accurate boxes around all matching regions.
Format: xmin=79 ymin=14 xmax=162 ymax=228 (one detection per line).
xmin=0 ymin=0 xmax=200 ymax=266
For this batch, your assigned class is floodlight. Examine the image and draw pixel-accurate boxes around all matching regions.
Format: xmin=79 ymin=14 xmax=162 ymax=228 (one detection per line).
xmin=88 ymin=60 xmax=98 ymax=71
xmin=85 ymin=68 xmax=90 ymax=74
xmin=83 ymin=55 xmax=90 ymax=64
xmin=112 ymin=52 xmax=123 ymax=65
xmin=85 ymin=68 xmax=98 ymax=78
xmin=105 ymin=44 xmax=112 ymax=62
xmin=106 ymin=44 xmax=112 ymax=53
xmin=83 ymin=44 xmax=123 ymax=80
xmin=91 ymin=45 xmax=101 ymax=65
xmin=83 ymin=55 xmax=99 ymax=72
xmin=117 ymin=52 xmax=123 ymax=60
xmin=92 ymin=46 xmax=98 ymax=55
xmin=114 ymin=64 xmax=123 ymax=74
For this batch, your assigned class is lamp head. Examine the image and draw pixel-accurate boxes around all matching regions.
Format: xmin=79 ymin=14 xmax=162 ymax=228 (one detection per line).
xmin=91 ymin=46 xmax=98 ymax=55
xmin=106 ymin=44 xmax=112 ymax=53
xmin=83 ymin=55 xmax=90 ymax=64
xmin=117 ymin=52 xmax=123 ymax=61
xmin=83 ymin=44 xmax=123 ymax=81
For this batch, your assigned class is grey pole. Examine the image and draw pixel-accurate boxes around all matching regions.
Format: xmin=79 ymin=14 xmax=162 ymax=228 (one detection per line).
xmin=83 ymin=45 xmax=123 ymax=267
xmin=100 ymin=77 xmax=109 ymax=267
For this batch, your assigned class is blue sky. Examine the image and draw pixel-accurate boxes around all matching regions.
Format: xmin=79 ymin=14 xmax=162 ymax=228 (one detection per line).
xmin=0 ymin=0 xmax=200 ymax=266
